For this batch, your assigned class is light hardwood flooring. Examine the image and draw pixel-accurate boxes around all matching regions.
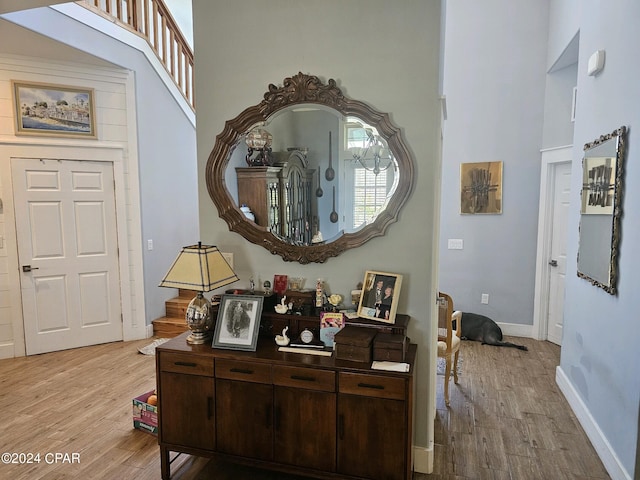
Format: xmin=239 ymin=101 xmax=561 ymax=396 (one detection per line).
xmin=0 ymin=336 xmax=610 ymax=480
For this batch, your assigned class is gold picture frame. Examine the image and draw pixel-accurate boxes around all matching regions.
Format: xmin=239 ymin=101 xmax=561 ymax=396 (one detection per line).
xmin=356 ymin=270 xmax=403 ymax=324
xmin=12 ymin=80 xmax=97 ymax=138
xmin=460 ymin=161 xmax=503 ymax=214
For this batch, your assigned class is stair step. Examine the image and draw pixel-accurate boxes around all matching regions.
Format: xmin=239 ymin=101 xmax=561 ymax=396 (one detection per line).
xmin=152 ymin=316 xmax=188 ymax=337
xmin=178 ymin=289 xmax=199 ymax=298
xmin=166 ymin=296 xmax=191 ymax=318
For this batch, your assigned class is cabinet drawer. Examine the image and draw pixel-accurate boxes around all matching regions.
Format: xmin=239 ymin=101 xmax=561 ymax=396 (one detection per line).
xmin=273 ymin=365 xmax=335 ymax=392
xmin=215 ymin=358 xmax=271 ymax=384
xmin=159 ymin=352 xmax=214 ymax=377
xmin=338 ymin=372 xmax=406 ymax=400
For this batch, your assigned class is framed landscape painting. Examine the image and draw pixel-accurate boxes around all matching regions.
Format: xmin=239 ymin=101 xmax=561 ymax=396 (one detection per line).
xmin=12 ymin=81 xmax=97 ymax=138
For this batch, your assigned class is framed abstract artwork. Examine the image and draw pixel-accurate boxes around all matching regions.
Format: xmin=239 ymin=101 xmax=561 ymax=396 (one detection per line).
xmin=460 ymin=161 xmax=503 ymax=214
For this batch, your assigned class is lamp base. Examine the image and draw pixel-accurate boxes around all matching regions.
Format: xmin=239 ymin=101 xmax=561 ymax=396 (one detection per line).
xmin=186 ymin=331 xmax=211 ymax=345
xmin=185 ymin=292 xmax=212 ymax=345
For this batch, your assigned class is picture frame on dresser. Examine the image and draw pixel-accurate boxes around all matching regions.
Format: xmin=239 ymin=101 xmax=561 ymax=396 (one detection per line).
xmin=212 ymin=294 xmax=264 ymax=351
xmin=357 ymin=270 xmax=403 ymax=324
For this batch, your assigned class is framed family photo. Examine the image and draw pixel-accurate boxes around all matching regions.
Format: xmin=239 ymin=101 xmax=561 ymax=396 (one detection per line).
xmin=356 ymin=270 xmax=403 ymax=324
xmin=212 ymin=294 xmax=264 ymax=351
xmin=12 ymin=80 xmax=97 ymax=138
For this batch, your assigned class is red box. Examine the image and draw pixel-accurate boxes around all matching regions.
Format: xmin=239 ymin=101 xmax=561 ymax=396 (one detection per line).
xmin=133 ymin=390 xmax=157 ymax=435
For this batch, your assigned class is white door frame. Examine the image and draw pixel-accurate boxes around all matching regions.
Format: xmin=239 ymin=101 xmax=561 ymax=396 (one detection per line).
xmin=532 ymin=145 xmax=573 ymax=340
xmin=0 ymin=143 xmax=146 ymax=357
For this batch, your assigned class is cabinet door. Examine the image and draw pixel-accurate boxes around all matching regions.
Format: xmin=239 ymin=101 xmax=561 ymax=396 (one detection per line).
xmin=337 ymin=394 xmax=406 ymax=480
xmin=159 ymin=372 xmax=215 ymax=451
xmin=215 ymin=379 xmax=273 ymax=460
xmin=274 ymin=386 xmax=336 ymax=471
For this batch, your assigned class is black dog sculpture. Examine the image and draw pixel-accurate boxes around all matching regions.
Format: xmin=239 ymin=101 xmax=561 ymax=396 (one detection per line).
xmin=460 ymin=312 xmax=528 ymax=351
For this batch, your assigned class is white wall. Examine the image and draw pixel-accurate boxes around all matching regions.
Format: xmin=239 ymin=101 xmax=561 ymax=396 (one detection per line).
xmin=0 ymin=4 xmax=199 ymax=348
xmin=439 ymin=0 xmax=549 ymax=327
xmin=558 ymin=1 xmax=640 ymax=478
xmin=192 ymin=0 xmax=442 ymax=470
xmin=0 ymin=53 xmax=145 ymax=356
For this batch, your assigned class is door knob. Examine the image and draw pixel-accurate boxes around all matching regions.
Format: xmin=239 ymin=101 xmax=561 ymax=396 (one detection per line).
xmin=22 ymin=265 xmax=39 ymax=272
xmin=548 ymin=259 xmax=558 ymax=267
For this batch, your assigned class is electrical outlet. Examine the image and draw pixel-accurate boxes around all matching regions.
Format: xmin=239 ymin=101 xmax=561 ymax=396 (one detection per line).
xmin=481 ymin=293 xmax=489 ymax=304
xmin=147 ymin=239 xmax=154 ymax=251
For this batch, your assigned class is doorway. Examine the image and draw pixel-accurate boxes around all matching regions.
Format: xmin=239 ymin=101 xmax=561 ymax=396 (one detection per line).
xmin=533 ymin=146 xmax=573 ymax=345
xmin=12 ymin=158 xmax=123 ymax=355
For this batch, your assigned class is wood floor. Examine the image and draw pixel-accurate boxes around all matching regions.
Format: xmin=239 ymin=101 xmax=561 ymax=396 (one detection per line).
xmin=0 ymin=336 xmax=610 ymax=480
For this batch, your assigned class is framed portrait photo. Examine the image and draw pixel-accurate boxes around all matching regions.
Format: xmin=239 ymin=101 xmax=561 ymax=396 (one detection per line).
xmin=212 ymin=294 xmax=264 ymax=351
xmin=12 ymin=80 xmax=97 ymax=138
xmin=356 ymin=270 xmax=403 ymax=324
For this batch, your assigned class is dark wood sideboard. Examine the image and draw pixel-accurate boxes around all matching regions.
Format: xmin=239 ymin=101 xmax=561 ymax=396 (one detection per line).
xmin=156 ymin=329 xmax=417 ymax=480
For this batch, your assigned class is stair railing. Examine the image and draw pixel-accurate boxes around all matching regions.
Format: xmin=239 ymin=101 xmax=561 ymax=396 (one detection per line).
xmin=78 ymin=0 xmax=194 ymax=110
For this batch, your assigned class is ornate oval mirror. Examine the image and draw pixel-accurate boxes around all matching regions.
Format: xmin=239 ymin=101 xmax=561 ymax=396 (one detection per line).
xmin=577 ymin=126 xmax=627 ymax=294
xmin=206 ymin=73 xmax=414 ymax=263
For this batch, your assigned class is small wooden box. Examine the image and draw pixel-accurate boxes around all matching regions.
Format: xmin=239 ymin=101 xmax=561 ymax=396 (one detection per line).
xmin=334 ymin=326 xmax=377 ymax=363
xmin=373 ymin=333 xmax=408 ymax=362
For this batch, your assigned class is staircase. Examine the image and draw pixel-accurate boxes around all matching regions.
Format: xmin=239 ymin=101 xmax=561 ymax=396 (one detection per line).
xmin=152 ymin=289 xmax=195 ymax=337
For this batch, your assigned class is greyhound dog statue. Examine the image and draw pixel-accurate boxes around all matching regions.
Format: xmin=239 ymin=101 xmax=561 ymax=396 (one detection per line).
xmin=460 ymin=312 xmax=528 ymax=351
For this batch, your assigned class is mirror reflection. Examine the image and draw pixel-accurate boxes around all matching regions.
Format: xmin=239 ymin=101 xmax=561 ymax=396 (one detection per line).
xmin=206 ymin=72 xmax=414 ymax=263
xmin=577 ymin=126 xmax=626 ymax=295
xmin=225 ymin=106 xmax=399 ymax=246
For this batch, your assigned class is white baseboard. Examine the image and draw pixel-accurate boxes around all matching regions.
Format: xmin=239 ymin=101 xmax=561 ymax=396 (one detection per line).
xmin=146 ymin=324 xmax=154 ymax=338
xmin=413 ymin=445 xmax=432 ymax=474
xmin=496 ymin=321 xmax=534 ymax=338
xmin=555 ymin=366 xmax=631 ymax=480
xmin=0 ymin=343 xmax=16 ymax=359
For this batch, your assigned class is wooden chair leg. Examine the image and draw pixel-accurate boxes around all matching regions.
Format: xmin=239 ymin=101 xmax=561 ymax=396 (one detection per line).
xmin=453 ymin=350 xmax=460 ymax=384
xmin=444 ymin=356 xmax=452 ymax=406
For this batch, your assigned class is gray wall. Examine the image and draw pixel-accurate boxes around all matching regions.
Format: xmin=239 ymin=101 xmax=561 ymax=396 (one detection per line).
xmin=193 ymin=0 xmax=442 ymax=453
xmin=439 ymin=0 xmax=549 ymax=325
xmin=560 ymin=0 xmax=640 ymax=476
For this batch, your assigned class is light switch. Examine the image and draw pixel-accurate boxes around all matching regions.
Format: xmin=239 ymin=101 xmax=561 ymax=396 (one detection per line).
xmin=147 ymin=239 xmax=154 ymax=251
xmin=447 ymin=239 xmax=463 ymax=250
xmin=481 ymin=293 xmax=489 ymax=304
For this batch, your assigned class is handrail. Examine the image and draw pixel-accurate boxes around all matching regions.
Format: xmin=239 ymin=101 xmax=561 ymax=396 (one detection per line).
xmin=78 ymin=0 xmax=194 ymax=110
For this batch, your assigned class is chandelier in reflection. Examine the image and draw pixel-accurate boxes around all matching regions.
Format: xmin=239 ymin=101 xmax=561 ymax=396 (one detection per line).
xmin=349 ymin=128 xmax=395 ymax=175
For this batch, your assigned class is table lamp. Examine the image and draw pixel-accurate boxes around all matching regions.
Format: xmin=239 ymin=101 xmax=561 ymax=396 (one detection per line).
xmin=159 ymin=242 xmax=239 ymax=344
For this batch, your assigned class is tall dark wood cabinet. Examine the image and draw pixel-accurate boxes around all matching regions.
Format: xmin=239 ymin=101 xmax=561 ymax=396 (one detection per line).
xmin=236 ymin=166 xmax=282 ymax=232
xmin=156 ymin=332 xmax=416 ymax=480
xmin=236 ymin=156 xmax=315 ymax=244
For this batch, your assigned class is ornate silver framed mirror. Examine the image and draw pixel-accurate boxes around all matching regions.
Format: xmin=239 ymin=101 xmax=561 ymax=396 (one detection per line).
xmin=577 ymin=126 xmax=627 ymax=294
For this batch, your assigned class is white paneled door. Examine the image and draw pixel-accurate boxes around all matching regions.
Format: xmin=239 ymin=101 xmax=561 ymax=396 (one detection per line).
xmin=12 ymin=158 xmax=122 ymax=355
xmin=546 ymin=161 xmax=571 ymax=345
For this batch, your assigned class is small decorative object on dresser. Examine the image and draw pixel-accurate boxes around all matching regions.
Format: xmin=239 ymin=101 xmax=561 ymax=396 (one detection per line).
xmin=333 ymin=325 xmax=377 ymax=363
xmin=212 ymin=294 xmax=263 ymax=351
xmin=319 ymin=311 xmax=345 ymax=347
xmin=357 ymin=270 xmax=403 ymax=324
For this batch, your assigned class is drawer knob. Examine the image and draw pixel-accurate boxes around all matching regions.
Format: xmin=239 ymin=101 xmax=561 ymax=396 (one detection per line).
xmin=291 ymin=375 xmax=316 ymax=382
xmin=175 ymin=361 xmax=197 ymax=367
xmin=230 ymin=368 xmax=254 ymax=375
xmin=358 ymin=382 xmax=384 ymax=390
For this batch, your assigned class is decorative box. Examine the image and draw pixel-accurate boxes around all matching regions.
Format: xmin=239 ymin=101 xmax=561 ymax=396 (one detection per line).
xmin=373 ymin=333 xmax=408 ymax=362
xmin=133 ymin=390 xmax=158 ymax=435
xmin=333 ymin=326 xmax=377 ymax=363
xmin=283 ymin=289 xmax=315 ymax=314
